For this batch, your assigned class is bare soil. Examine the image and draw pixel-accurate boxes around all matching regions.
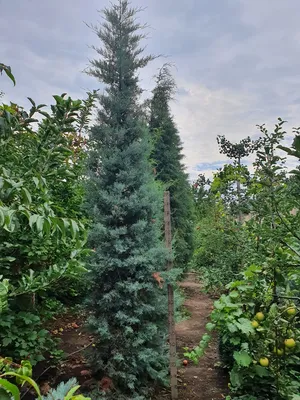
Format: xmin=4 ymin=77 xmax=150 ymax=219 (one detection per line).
xmin=22 ymin=313 xmax=95 ymax=399
xmin=23 ymin=273 xmax=228 ymax=399
xmin=156 ymin=272 xmax=228 ymax=400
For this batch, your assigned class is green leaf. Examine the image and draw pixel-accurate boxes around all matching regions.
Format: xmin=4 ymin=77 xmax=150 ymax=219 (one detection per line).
xmin=29 ymin=214 xmax=39 ymax=228
xmin=0 ymin=378 xmax=20 ymax=400
xmin=0 ymin=208 xmax=4 ymax=226
xmin=237 ymin=318 xmax=254 ymax=335
xmin=65 ymin=385 xmax=81 ymax=400
xmin=5 ymin=256 xmax=16 ymax=262
xmin=230 ymin=367 xmax=243 ymax=388
xmin=37 ymin=110 xmax=50 ymax=118
xmin=36 ymin=216 xmax=44 ymax=233
xmin=2 ymin=337 xmax=13 ymax=346
xmin=27 ymin=97 xmax=36 ymax=107
xmin=227 ymin=322 xmax=238 ymax=333
xmin=33 ymin=177 xmax=39 ymax=187
xmin=2 ymin=373 xmax=41 ymax=399
xmin=24 ymin=118 xmax=38 ymax=124
xmin=232 ymin=309 xmax=243 ymax=317
xmin=213 ymin=300 xmax=224 ymax=310
xmin=230 ymin=337 xmax=241 ymax=345
xmin=43 ymin=218 xmax=51 ymax=236
xmin=3 ymin=210 xmax=16 ymax=232
xmin=205 ymin=322 xmax=215 ymax=332
xmin=233 ymin=351 xmax=252 ymax=367
xmin=1 ymin=64 xmax=16 ymax=86
xmin=21 ymin=187 xmax=32 ymax=206
xmin=0 ymin=387 xmax=12 ymax=400
xmin=70 ymin=219 xmax=79 ymax=239
xmin=202 ymin=333 xmax=211 ymax=342
xmin=253 ymin=365 xmax=270 ymax=377
xmin=53 ymin=95 xmax=63 ymax=103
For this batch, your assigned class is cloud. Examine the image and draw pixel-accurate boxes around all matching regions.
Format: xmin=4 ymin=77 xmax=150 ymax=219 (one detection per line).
xmin=196 ymin=161 xmax=229 ymax=171
xmin=169 ymin=78 xmax=260 ymax=180
xmin=1 ymin=0 xmax=300 ymax=180
xmin=196 ymin=159 xmax=250 ymax=172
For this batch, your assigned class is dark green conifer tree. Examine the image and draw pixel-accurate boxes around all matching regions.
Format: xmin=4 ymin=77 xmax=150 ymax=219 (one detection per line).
xmin=149 ymin=65 xmax=194 ymax=269
xmin=85 ymin=1 xmax=168 ymax=398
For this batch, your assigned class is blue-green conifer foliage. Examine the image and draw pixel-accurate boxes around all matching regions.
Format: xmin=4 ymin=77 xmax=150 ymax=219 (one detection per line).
xmin=85 ymin=1 xmax=168 ymax=397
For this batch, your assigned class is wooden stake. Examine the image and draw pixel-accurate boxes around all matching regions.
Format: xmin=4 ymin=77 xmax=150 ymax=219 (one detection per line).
xmin=164 ymin=191 xmax=178 ymax=399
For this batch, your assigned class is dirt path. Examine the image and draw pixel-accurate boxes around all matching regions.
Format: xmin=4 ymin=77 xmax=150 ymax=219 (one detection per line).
xmin=158 ymin=272 xmax=228 ymax=400
xmin=25 ymin=273 xmax=228 ymax=399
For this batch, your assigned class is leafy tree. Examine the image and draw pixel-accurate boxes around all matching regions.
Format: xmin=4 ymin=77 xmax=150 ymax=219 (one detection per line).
xmin=85 ymin=2 xmax=168 ymax=397
xmin=210 ymin=163 xmax=251 ymax=218
xmin=279 ymin=127 xmax=300 ymax=179
xmin=0 ymin=91 xmax=94 ymax=363
xmin=189 ymin=120 xmax=300 ymax=400
xmin=191 ymin=176 xmax=251 ymax=291
xmin=192 ymin=174 xmax=214 ymax=218
xmin=217 ymin=135 xmax=258 ymax=161
xmin=149 ymin=65 xmax=194 ymax=269
xmin=217 ymin=135 xmax=259 ymax=222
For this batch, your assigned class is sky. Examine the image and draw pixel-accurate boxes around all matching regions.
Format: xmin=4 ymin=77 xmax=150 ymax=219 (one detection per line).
xmin=1 ymin=0 xmax=300 ymax=180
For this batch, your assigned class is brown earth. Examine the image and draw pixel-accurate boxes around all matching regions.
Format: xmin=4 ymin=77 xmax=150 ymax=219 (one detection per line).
xmin=23 ymin=273 xmax=228 ymax=399
xmin=22 ymin=313 xmax=94 ymax=399
xmin=156 ymin=272 xmax=228 ymax=400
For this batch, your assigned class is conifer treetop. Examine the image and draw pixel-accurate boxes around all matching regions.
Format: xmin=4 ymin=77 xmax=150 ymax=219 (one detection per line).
xmin=86 ymin=0 xmax=156 ymax=137
xmin=153 ymin=64 xmax=177 ymax=105
xmin=87 ymin=0 xmax=154 ymax=92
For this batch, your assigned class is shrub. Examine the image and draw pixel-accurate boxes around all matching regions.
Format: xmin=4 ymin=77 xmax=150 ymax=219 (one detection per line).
xmin=0 ymin=89 xmax=95 ymax=362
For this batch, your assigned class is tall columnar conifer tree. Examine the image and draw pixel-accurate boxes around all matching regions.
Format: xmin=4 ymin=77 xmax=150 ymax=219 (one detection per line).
xmin=149 ymin=65 xmax=194 ymax=269
xmin=85 ymin=1 xmax=168 ymax=397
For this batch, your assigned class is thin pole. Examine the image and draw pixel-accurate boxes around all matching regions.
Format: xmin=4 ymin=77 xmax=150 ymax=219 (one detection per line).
xmin=164 ymin=191 xmax=178 ymax=399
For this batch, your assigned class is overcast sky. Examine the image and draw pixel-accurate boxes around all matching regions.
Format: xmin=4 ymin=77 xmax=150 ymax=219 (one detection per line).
xmin=1 ymin=0 xmax=300 ymax=180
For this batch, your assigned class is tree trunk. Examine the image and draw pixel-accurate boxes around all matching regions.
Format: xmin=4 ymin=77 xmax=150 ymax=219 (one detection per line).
xmin=237 ymin=157 xmax=243 ymax=224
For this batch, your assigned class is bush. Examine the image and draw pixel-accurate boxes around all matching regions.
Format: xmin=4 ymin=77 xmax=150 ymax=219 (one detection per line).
xmin=192 ymin=208 xmax=250 ymax=292
xmin=0 ymin=311 xmax=59 ymax=365
xmin=0 ymin=90 xmax=95 ymax=362
xmin=207 ymin=265 xmax=299 ymax=399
